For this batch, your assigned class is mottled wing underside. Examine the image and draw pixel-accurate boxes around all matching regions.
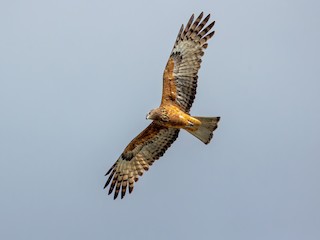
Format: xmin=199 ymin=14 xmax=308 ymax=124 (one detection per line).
xmin=104 ymin=123 xmax=179 ymax=199
xmin=161 ymin=12 xmax=215 ymax=113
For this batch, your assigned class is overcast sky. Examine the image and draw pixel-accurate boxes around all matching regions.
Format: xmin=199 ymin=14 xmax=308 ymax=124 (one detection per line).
xmin=1 ymin=0 xmax=320 ymax=239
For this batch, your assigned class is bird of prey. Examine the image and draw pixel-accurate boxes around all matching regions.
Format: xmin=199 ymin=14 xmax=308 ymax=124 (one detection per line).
xmin=104 ymin=12 xmax=220 ymax=199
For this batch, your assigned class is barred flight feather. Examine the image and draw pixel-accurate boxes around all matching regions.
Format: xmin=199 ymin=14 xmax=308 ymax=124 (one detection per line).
xmin=104 ymin=123 xmax=179 ymax=199
xmin=161 ymin=12 xmax=215 ymax=113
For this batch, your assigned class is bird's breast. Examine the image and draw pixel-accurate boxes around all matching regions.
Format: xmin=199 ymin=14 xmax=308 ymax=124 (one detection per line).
xmin=158 ymin=105 xmax=200 ymax=130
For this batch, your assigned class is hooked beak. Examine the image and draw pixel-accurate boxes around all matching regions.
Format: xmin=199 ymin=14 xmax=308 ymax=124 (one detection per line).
xmin=146 ymin=114 xmax=150 ymax=120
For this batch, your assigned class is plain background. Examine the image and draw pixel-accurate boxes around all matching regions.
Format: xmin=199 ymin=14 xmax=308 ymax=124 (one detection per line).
xmin=1 ymin=0 xmax=319 ymax=239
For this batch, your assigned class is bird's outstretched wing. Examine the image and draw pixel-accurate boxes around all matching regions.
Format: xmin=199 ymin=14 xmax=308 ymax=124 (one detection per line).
xmin=161 ymin=12 xmax=215 ymax=113
xmin=104 ymin=123 xmax=179 ymax=199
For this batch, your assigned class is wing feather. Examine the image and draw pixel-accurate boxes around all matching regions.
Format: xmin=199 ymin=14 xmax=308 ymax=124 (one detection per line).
xmin=181 ymin=14 xmax=194 ymax=38
xmin=161 ymin=12 xmax=215 ymax=112
xmin=104 ymin=122 xmax=179 ymax=199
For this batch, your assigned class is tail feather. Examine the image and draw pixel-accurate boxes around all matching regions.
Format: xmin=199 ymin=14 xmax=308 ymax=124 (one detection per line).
xmin=187 ymin=116 xmax=220 ymax=144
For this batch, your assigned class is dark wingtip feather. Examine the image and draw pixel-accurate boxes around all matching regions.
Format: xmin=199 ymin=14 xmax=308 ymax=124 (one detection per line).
xmin=114 ymin=190 xmax=119 ymax=200
xmin=104 ymin=169 xmax=116 ymax=189
xmin=129 ymin=185 xmax=134 ymax=194
xmin=205 ymin=31 xmax=215 ymax=40
xmin=181 ymin=14 xmax=194 ymax=38
xmin=195 ymin=12 xmax=204 ymax=24
xmin=186 ymin=14 xmax=194 ymax=30
xmin=105 ymin=165 xmax=113 ymax=176
xmin=108 ymin=180 xmax=116 ymax=195
xmin=206 ymin=21 xmax=215 ymax=32
xmin=175 ymin=24 xmax=184 ymax=45
xmin=190 ymin=13 xmax=195 ymax=21
xmin=121 ymin=190 xmax=126 ymax=199
xmin=199 ymin=21 xmax=215 ymax=38
xmin=202 ymin=14 xmax=211 ymax=25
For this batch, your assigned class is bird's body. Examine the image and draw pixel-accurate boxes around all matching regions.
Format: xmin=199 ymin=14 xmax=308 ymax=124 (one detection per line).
xmin=147 ymin=104 xmax=201 ymax=129
xmin=104 ymin=12 xmax=220 ymax=199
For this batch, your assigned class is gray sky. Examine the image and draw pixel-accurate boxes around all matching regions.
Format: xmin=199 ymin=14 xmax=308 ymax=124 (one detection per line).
xmin=1 ymin=0 xmax=320 ymax=239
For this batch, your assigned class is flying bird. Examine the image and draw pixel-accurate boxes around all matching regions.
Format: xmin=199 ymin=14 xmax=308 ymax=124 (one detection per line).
xmin=104 ymin=12 xmax=220 ymax=199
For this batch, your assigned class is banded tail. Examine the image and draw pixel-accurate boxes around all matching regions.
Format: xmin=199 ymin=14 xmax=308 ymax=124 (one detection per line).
xmin=187 ymin=116 xmax=220 ymax=144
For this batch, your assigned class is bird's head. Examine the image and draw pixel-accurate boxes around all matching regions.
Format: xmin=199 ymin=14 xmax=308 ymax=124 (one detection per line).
xmin=146 ymin=108 xmax=161 ymax=121
xmin=146 ymin=108 xmax=169 ymax=122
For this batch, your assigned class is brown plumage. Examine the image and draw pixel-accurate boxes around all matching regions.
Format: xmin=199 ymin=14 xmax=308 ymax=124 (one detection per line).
xmin=104 ymin=12 xmax=220 ymax=199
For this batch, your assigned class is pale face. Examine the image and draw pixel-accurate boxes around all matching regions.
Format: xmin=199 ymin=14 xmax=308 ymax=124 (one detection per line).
xmin=146 ymin=109 xmax=154 ymax=120
xmin=146 ymin=108 xmax=160 ymax=120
